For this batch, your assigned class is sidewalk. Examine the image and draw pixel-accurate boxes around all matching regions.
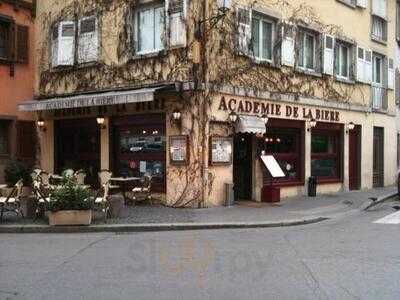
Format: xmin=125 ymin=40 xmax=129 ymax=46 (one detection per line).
xmin=0 ymin=186 xmax=397 ymax=233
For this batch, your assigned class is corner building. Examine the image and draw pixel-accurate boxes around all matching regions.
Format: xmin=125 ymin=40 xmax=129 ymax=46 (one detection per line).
xmin=21 ymin=0 xmax=398 ymax=207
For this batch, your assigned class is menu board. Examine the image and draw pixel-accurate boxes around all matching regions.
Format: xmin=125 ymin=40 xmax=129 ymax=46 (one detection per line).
xmin=260 ymin=155 xmax=285 ymax=178
xmin=170 ymin=135 xmax=189 ymax=165
xmin=210 ymin=137 xmax=233 ymax=165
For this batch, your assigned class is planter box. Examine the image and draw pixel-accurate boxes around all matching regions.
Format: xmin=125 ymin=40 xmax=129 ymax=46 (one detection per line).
xmin=49 ymin=210 xmax=92 ymax=226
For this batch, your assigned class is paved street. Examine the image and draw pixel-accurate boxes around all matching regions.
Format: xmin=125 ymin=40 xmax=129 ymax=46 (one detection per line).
xmin=1 ymin=200 xmax=400 ymax=300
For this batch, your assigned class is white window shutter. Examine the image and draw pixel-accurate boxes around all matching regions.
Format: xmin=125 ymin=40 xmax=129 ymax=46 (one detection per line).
xmin=356 ymin=46 xmax=365 ymax=82
xmin=372 ymin=0 xmax=387 ymax=18
xmin=356 ymin=0 xmax=367 ymax=8
xmin=168 ymin=0 xmax=186 ymax=47
xmin=51 ymin=24 xmax=59 ymax=67
xmin=57 ymin=21 xmax=75 ymax=66
xmin=78 ymin=17 xmax=98 ymax=63
xmin=364 ymin=50 xmax=372 ymax=84
xmin=323 ymin=35 xmax=334 ymax=75
xmin=388 ymin=58 xmax=394 ymax=90
xmin=236 ymin=7 xmax=251 ymax=55
xmin=281 ymin=24 xmax=295 ymax=67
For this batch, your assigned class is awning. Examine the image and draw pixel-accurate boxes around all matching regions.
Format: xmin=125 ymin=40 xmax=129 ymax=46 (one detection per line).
xmin=235 ymin=115 xmax=266 ymax=135
xmin=18 ymin=87 xmax=160 ymax=112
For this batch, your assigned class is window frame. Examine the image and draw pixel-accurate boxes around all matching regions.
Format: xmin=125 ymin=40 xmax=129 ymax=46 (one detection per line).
xmin=335 ymin=42 xmax=351 ymax=80
xmin=371 ymin=15 xmax=387 ymax=43
xmin=135 ymin=3 xmax=166 ymax=56
xmin=0 ymin=15 xmax=13 ymax=63
xmin=0 ymin=121 xmax=10 ymax=156
xmin=251 ymin=12 xmax=275 ymax=63
xmin=297 ymin=29 xmax=318 ymax=72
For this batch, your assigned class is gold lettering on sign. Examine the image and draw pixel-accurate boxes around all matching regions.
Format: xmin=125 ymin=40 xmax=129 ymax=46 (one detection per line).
xmin=218 ymin=97 xmax=340 ymax=122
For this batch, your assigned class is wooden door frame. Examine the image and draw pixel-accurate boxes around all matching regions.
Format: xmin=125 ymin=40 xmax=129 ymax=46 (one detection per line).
xmin=348 ymin=125 xmax=361 ymax=190
xmin=373 ymin=127 xmax=384 ymax=188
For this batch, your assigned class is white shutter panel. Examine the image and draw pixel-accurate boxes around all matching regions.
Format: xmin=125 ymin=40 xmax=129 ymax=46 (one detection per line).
xmin=364 ymin=50 xmax=372 ymax=84
xmin=281 ymin=24 xmax=295 ymax=67
xmin=236 ymin=7 xmax=251 ymax=55
xmin=168 ymin=0 xmax=186 ymax=47
xmin=372 ymin=0 xmax=387 ymax=18
xmin=323 ymin=35 xmax=334 ymax=75
xmin=78 ymin=17 xmax=98 ymax=63
xmin=57 ymin=21 xmax=75 ymax=66
xmin=356 ymin=46 xmax=365 ymax=82
xmin=356 ymin=0 xmax=367 ymax=8
xmin=51 ymin=24 xmax=59 ymax=67
xmin=388 ymin=58 xmax=394 ymax=90
xmin=380 ymin=0 xmax=387 ymax=19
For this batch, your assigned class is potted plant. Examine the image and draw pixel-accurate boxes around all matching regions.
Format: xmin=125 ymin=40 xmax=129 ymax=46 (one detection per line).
xmin=46 ymin=175 xmax=93 ymax=226
xmin=3 ymin=159 xmax=32 ymax=197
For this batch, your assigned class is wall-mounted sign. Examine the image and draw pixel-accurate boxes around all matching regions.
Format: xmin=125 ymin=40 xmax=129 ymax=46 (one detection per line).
xmin=169 ymin=135 xmax=189 ymax=165
xmin=210 ymin=136 xmax=233 ymax=165
xmin=260 ymin=155 xmax=285 ymax=178
xmin=218 ymin=96 xmax=340 ymax=122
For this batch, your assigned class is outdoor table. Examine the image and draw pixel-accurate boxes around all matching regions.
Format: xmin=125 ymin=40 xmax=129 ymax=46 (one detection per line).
xmin=109 ymin=177 xmax=141 ymax=204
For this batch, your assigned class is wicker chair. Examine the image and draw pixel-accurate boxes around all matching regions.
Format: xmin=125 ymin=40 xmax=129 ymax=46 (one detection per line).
xmin=98 ymin=170 xmax=120 ymax=191
xmin=94 ymin=181 xmax=111 ymax=221
xmin=32 ymin=177 xmax=51 ymax=219
xmin=0 ymin=180 xmax=24 ymax=222
xmin=131 ymin=175 xmax=152 ymax=205
xmin=74 ymin=170 xmax=87 ymax=185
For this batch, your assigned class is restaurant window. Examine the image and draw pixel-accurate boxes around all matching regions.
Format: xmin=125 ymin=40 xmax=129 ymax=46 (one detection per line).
xmin=114 ymin=115 xmax=166 ymax=192
xmin=135 ymin=4 xmax=165 ymax=54
xmin=251 ymin=12 xmax=275 ymax=62
xmin=261 ymin=121 xmax=304 ymax=185
xmin=0 ymin=121 xmax=10 ymax=155
xmin=311 ymin=128 xmax=342 ymax=180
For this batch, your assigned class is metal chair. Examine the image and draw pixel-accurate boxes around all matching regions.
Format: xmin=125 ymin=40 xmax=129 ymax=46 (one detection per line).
xmin=131 ymin=175 xmax=153 ymax=205
xmin=32 ymin=177 xmax=51 ymax=219
xmin=93 ymin=181 xmax=111 ymax=221
xmin=0 ymin=180 xmax=24 ymax=222
xmin=98 ymin=170 xmax=120 ymax=191
xmin=74 ymin=170 xmax=87 ymax=185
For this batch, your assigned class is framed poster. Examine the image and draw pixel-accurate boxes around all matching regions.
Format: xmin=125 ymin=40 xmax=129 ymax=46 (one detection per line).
xmin=169 ymin=135 xmax=189 ymax=165
xmin=210 ymin=136 xmax=233 ymax=165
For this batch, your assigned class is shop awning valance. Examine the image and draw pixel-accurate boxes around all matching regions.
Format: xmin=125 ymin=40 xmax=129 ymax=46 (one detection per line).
xmin=18 ymin=87 xmax=160 ymax=112
xmin=235 ymin=115 xmax=266 ymax=135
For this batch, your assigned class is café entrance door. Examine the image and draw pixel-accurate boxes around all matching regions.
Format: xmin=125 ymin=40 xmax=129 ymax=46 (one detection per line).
xmin=233 ymin=133 xmax=253 ymax=200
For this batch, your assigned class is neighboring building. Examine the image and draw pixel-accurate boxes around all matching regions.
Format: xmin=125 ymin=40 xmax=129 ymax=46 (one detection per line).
xmin=21 ymin=0 xmax=397 ymax=207
xmin=0 ymin=0 xmax=36 ymax=181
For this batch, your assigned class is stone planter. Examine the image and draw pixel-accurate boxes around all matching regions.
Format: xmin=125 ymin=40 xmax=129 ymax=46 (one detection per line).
xmin=48 ymin=210 xmax=92 ymax=226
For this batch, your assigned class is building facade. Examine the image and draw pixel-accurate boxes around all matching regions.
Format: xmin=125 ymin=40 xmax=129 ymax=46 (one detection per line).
xmin=22 ymin=0 xmax=397 ymax=207
xmin=0 ymin=0 xmax=36 ymax=181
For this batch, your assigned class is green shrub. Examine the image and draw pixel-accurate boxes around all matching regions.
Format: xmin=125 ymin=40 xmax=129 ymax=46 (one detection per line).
xmin=4 ymin=160 xmax=32 ymax=187
xmin=46 ymin=175 xmax=93 ymax=212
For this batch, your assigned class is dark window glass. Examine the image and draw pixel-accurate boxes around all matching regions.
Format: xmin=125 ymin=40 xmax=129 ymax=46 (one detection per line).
xmin=80 ymin=18 xmax=96 ymax=34
xmin=0 ymin=122 xmax=9 ymax=155
xmin=311 ymin=130 xmax=341 ymax=180
xmin=0 ymin=22 xmax=9 ymax=59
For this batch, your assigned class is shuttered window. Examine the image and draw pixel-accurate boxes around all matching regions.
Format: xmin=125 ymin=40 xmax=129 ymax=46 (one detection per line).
xmin=372 ymin=16 xmax=387 ymax=42
xmin=16 ymin=121 xmax=36 ymax=161
xmin=335 ymin=43 xmax=350 ymax=79
xmin=251 ymin=13 xmax=274 ymax=62
xmin=0 ymin=121 xmax=10 ymax=155
xmin=136 ymin=5 xmax=165 ymax=54
xmin=0 ymin=18 xmax=12 ymax=61
xmin=16 ymin=25 xmax=29 ymax=63
xmin=297 ymin=30 xmax=317 ymax=71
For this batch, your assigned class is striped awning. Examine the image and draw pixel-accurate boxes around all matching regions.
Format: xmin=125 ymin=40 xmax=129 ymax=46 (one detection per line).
xmin=235 ymin=115 xmax=266 ymax=135
xmin=18 ymin=87 xmax=160 ymax=112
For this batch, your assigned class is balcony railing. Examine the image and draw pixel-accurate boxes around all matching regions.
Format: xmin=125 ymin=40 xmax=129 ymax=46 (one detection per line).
xmin=372 ymin=86 xmax=387 ymax=110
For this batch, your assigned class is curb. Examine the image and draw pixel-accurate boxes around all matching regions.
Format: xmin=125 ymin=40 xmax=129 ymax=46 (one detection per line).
xmin=360 ymin=191 xmax=398 ymax=211
xmin=0 ymin=217 xmax=329 ymax=234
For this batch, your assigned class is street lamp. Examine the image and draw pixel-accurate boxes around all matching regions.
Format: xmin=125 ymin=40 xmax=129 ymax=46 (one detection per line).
xmin=37 ymin=118 xmax=46 ymax=132
xmin=96 ymin=116 xmax=106 ymax=129
xmin=172 ymin=109 xmax=182 ymax=122
xmin=307 ymin=118 xmax=317 ymax=132
xmin=261 ymin=114 xmax=269 ymax=125
xmin=346 ymin=122 xmax=355 ymax=134
xmin=228 ymin=111 xmax=238 ymax=123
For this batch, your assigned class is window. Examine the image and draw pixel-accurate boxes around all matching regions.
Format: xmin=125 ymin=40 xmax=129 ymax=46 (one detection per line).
xmin=311 ymin=128 xmax=342 ymax=180
xmin=297 ymin=30 xmax=317 ymax=71
xmin=251 ymin=13 xmax=274 ymax=62
xmin=0 ymin=121 xmax=9 ymax=155
xmin=0 ymin=20 xmax=10 ymax=60
xmin=337 ymin=0 xmax=357 ymax=7
xmin=335 ymin=42 xmax=351 ymax=79
xmin=372 ymin=16 xmax=387 ymax=42
xmin=136 ymin=5 xmax=165 ymax=54
xmin=372 ymin=53 xmax=386 ymax=109
xmin=373 ymin=55 xmax=383 ymax=85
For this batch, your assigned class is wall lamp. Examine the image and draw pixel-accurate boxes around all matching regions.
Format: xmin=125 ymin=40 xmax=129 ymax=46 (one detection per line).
xmin=307 ymin=118 xmax=317 ymax=132
xmin=96 ymin=116 xmax=107 ymax=129
xmin=37 ymin=118 xmax=46 ymax=132
xmin=195 ymin=0 xmax=231 ymax=39
xmin=228 ymin=111 xmax=238 ymax=123
xmin=261 ymin=114 xmax=269 ymax=125
xmin=172 ymin=109 xmax=182 ymax=130
xmin=346 ymin=122 xmax=355 ymax=134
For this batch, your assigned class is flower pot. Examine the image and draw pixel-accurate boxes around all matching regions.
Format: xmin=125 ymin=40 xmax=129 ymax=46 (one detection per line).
xmin=48 ymin=210 xmax=92 ymax=226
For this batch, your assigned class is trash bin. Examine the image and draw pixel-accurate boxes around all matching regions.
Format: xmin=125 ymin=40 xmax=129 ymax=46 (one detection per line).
xmin=308 ymin=176 xmax=317 ymax=197
xmin=225 ymin=183 xmax=235 ymax=206
xmin=261 ymin=186 xmax=281 ymax=203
